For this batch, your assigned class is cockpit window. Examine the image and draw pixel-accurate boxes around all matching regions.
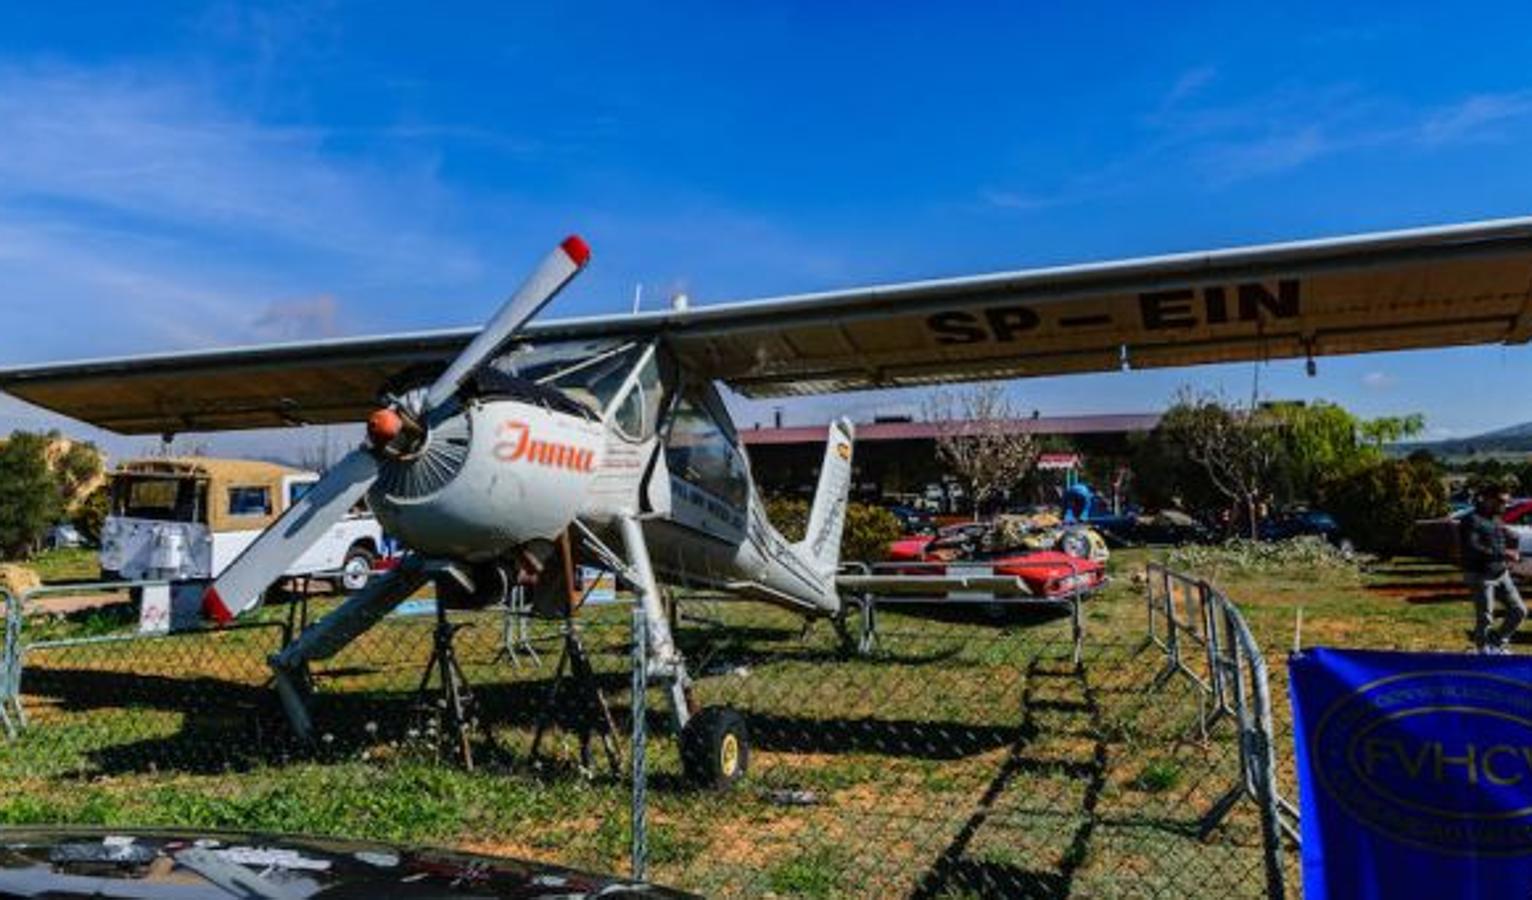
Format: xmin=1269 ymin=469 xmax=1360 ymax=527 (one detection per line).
xmin=611 ymin=349 xmax=665 ymax=441
xmin=493 ymin=340 xmax=646 ymax=416
xmin=665 ymin=388 xmax=749 ymax=510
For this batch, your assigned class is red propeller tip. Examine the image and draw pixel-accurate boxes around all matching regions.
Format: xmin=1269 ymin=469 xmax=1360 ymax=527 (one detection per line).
xmin=560 ymin=235 xmax=591 ymax=267
xmin=202 ymin=586 xmax=234 ymax=625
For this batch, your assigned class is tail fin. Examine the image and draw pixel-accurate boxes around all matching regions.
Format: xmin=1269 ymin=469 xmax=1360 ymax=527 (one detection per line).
xmin=796 ymin=418 xmax=855 ymax=576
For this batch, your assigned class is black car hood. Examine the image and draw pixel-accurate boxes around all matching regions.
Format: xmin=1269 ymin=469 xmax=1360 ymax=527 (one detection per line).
xmin=0 ymin=827 xmax=695 ymax=899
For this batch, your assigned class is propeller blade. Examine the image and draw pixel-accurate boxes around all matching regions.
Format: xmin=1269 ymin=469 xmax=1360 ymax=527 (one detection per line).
xmin=272 ymin=556 xmax=430 ymax=668
xmin=267 ymin=556 xmax=431 ymax=741
xmin=201 ymin=448 xmax=379 ymax=623
xmin=423 ymin=235 xmax=591 ymax=412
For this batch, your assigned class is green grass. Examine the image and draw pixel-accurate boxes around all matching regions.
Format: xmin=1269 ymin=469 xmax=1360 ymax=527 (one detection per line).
xmin=766 ymin=845 xmax=849 ymax=899
xmin=1130 ymin=758 xmax=1183 ymax=794
xmin=28 ymin=547 xmax=100 ymax=582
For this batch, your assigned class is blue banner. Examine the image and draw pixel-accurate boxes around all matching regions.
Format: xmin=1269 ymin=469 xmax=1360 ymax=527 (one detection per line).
xmin=1290 ymin=648 xmax=1532 ymax=899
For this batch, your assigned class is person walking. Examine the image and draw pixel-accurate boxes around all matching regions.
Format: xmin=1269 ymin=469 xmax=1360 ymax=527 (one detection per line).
xmin=1461 ymin=484 xmax=1527 ymax=653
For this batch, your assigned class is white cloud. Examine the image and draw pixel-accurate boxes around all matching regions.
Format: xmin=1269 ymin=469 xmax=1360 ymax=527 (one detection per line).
xmin=0 ymin=65 xmax=482 ymax=275
xmin=1418 ymin=92 xmax=1532 ymax=145
xmin=1361 ymin=370 xmax=1397 ymax=390
xmin=1204 ymin=125 xmax=1330 ymax=181
xmin=979 ymin=189 xmax=1050 ymax=211
xmin=252 ymin=295 xmax=342 ymax=341
xmin=1134 ymin=81 xmax=1532 ymax=184
xmin=1163 ymin=66 xmax=1218 ymax=106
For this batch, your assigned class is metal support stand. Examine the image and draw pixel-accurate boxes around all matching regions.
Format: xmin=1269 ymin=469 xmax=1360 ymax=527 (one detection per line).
xmin=529 ymin=620 xmax=622 ymax=776
xmin=493 ymin=586 xmax=540 ymax=668
xmin=414 ymin=603 xmax=484 ymax=770
xmin=858 ymin=595 xmax=879 ymax=656
xmin=629 ymin=598 xmax=649 ymax=881
xmin=1 ymin=589 xmax=22 ymax=738
xmin=1069 ymin=590 xmax=1085 ymax=668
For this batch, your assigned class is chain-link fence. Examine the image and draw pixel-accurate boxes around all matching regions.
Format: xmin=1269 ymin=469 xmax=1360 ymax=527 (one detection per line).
xmin=0 ymin=572 xmax=1293 ymax=897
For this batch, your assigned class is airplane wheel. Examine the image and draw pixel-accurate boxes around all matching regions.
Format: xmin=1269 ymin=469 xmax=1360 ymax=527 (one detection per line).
xmin=681 ymin=707 xmax=749 ymax=790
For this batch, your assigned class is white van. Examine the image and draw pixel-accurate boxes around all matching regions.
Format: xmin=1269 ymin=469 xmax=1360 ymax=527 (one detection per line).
xmin=100 ymin=457 xmax=385 ymax=591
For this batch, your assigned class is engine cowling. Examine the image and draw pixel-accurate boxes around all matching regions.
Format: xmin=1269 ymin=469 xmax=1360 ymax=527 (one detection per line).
xmin=368 ymin=399 xmax=604 ymax=562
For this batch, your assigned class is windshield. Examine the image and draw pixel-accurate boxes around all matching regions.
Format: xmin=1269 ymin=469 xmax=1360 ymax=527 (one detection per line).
xmin=493 ymin=339 xmax=647 ymax=415
xmin=111 ymin=475 xmax=207 ymax=523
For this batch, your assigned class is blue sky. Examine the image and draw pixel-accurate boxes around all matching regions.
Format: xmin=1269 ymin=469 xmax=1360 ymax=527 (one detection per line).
xmin=4 ymin=1 xmax=1532 ymax=456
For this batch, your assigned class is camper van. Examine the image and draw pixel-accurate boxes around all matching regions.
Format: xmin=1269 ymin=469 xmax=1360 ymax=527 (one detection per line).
xmin=100 ymin=457 xmax=385 ymax=591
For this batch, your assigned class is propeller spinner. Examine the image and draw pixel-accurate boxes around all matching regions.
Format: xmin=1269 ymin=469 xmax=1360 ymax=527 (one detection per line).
xmin=201 ymin=236 xmax=591 ymax=623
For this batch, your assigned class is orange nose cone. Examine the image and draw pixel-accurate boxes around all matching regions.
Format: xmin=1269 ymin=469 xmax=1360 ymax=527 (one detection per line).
xmin=367 ymin=408 xmax=404 ymax=446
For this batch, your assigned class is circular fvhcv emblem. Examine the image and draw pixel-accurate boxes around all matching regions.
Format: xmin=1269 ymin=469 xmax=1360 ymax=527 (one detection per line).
xmin=1313 ymin=670 xmax=1532 ymax=855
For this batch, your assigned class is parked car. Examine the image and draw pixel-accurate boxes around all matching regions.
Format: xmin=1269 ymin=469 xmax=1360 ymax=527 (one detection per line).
xmin=886 ymin=519 xmax=1108 ymax=600
xmin=887 ymin=504 xmax=936 ymax=536
xmin=0 ymin=827 xmax=694 ymax=898
xmin=1113 ymin=509 xmax=1215 ymax=546
xmin=1259 ymin=508 xmax=1349 ymax=549
xmin=43 ymin=522 xmax=84 ymax=550
xmin=1416 ymin=499 xmax=1532 ymax=577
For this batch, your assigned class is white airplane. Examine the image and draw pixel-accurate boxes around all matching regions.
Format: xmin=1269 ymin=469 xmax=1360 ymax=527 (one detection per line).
xmin=5 ymin=217 xmax=1532 ymax=785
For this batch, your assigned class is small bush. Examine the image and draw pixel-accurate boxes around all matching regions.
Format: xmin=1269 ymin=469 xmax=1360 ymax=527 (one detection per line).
xmin=1166 ymin=536 xmax=1359 ymax=577
xmin=764 ymin=497 xmax=902 ymax=564
xmin=1326 ymin=458 xmax=1447 ymax=555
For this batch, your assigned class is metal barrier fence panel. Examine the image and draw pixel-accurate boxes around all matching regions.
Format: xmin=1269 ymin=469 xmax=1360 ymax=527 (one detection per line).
xmin=0 ymin=575 xmax=1292 ymax=897
xmin=1142 ymin=562 xmax=1298 ymax=898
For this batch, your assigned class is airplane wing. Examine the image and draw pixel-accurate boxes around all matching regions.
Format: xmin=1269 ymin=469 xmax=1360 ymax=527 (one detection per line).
xmin=5 ymin=216 xmax=1532 ymax=433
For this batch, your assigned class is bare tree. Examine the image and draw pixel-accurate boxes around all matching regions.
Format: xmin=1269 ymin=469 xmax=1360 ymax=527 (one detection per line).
xmin=924 ymin=384 xmax=1039 ymax=519
xmin=1160 ymin=387 xmax=1282 ymax=539
xmin=295 ymin=427 xmax=342 ymax=474
xmin=145 ymin=437 xmax=212 ymax=459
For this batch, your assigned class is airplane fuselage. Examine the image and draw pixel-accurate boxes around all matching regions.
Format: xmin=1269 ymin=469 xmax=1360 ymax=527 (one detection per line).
xmin=366 ymin=338 xmax=845 ymax=618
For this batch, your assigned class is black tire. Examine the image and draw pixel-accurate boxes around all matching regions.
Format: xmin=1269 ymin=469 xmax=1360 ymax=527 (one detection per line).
xmin=681 ymin=707 xmax=749 ymax=790
xmin=339 ymin=543 xmax=376 ymax=593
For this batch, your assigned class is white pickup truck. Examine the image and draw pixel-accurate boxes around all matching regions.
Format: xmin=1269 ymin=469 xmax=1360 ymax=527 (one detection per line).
xmin=100 ymin=457 xmax=386 ymax=591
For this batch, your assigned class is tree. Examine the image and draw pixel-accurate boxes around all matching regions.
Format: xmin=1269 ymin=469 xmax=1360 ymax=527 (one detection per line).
xmin=1158 ymin=388 xmax=1283 ymax=539
xmin=1268 ymin=403 xmax=1423 ymax=506
xmin=924 ymin=384 xmax=1039 ymax=519
xmin=51 ymin=438 xmax=104 ymax=510
xmin=72 ymin=484 xmax=111 ymax=546
xmin=1328 ymin=457 xmax=1447 ymax=554
xmin=0 ymin=432 xmax=64 ymax=559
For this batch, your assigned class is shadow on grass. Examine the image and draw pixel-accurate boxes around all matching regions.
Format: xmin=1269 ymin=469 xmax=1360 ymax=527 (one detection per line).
xmin=18 ymin=646 xmax=1038 ymax=780
xmin=1402 ymin=593 xmax=1467 ymax=605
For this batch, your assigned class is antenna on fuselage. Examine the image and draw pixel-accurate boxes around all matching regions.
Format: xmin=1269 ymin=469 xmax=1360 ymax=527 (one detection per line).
xmin=632 ymin=283 xmax=643 ymax=314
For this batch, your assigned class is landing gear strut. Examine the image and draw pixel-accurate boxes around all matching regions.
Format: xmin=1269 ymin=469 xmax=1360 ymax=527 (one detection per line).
xmin=581 ymin=517 xmax=753 ymax=791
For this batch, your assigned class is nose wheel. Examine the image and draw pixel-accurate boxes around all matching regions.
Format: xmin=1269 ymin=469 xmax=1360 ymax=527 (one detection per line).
xmin=681 ymin=706 xmax=750 ymax=790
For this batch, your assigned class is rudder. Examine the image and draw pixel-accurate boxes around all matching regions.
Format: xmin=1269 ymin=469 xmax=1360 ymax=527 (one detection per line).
xmin=796 ymin=418 xmax=855 ymax=576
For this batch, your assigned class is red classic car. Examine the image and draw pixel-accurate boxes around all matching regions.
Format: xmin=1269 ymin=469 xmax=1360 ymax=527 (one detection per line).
xmin=885 ymin=535 xmax=1107 ymax=599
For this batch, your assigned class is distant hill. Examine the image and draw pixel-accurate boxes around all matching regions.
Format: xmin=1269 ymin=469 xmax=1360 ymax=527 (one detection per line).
xmin=1398 ymin=421 xmax=1532 ymax=459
